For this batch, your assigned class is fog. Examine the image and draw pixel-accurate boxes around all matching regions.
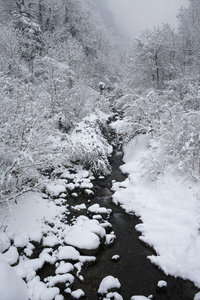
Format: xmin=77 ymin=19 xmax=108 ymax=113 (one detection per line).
xmin=108 ymin=0 xmax=188 ymax=37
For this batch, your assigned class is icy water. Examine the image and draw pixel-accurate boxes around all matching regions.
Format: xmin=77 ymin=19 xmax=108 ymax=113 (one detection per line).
xmin=72 ymin=149 xmax=199 ymax=300
xmin=37 ymin=146 xmax=199 ymax=299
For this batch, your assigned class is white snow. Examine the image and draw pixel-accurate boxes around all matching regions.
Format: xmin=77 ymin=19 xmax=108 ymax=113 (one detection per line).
xmin=47 ymin=274 xmax=74 ymax=287
xmin=105 ymin=233 xmax=116 ymax=246
xmin=85 ymin=189 xmax=94 ymax=195
xmin=194 ymin=292 xmax=200 ymax=300
xmin=111 ymin=255 xmax=120 ymax=261
xmin=0 ymin=259 xmax=28 ymax=300
xmin=39 ymin=287 xmax=60 ymax=300
xmin=30 ymin=280 xmax=46 ymax=300
xmin=71 ymin=289 xmax=85 ymax=299
xmin=39 ymin=251 xmax=57 ymax=265
xmin=157 ymin=280 xmax=167 ymax=288
xmin=57 ymin=246 xmax=80 ymax=261
xmin=71 ymin=192 xmax=78 ymax=197
xmin=14 ymin=257 xmax=45 ymax=282
xmin=78 ymin=255 xmax=96 ymax=264
xmin=55 ymin=295 xmax=64 ymax=300
xmin=113 ymin=133 xmax=200 ymax=287
xmin=46 ymin=182 xmax=66 ymax=197
xmin=88 ymin=203 xmax=111 ymax=215
xmin=55 ymin=262 xmax=74 ymax=274
xmin=0 ymin=232 xmax=10 ymax=252
xmin=106 ymin=292 xmax=123 ymax=300
xmin=0 ymin=246 xmax=19 ymax=265
xmin=80 ymin=182 xmax=93 ymax=189
xmin=131 ymin=296 xmax=149 ymax=300
xmin=65 ymin=228 xmax=100 ymax=250
xmin=1 ymin=192 xmax=65 ymax=244
xmin=14 ymin=233 xmax=29 ymax=248
xmin=72 ymin=204 xmax=87 ymax=211
xmin=82 ymin=219 xmax=106 ymax=239
xmin=43 ymin=235 xmax=59 ymax=247
xmin=98 ymin=275 xmax=121 ymax=294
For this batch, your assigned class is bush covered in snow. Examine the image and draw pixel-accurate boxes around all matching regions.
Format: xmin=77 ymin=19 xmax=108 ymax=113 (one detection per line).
xmin=0 ymin=70 xmax=112 ymax=203
xmin=66 ymin=114 xmax=113 ymax=176
xmin=113 ymin=81 xmax=200 ymax=181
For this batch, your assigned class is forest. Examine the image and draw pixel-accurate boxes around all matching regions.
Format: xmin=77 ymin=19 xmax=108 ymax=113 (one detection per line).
xmin=1 ymin=0 xmax=200 ymax=299
xmin=1 ymin=0 xmax=200 ymax=201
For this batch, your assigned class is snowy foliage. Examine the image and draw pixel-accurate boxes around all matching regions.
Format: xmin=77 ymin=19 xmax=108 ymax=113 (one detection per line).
xmin=67 ymin=114 xmax=113 ymax=176
xmin=114 ymin=82 xmax=200 ymax=181
xmin=0 ymin=0 xmax=121 ymax=202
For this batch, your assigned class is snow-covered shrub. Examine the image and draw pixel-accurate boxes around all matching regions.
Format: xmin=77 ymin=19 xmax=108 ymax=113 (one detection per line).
xmin=66 ymin=114 xmax=113 ymax=175
xmin=114 ymin=84 xmax=200 ymax=181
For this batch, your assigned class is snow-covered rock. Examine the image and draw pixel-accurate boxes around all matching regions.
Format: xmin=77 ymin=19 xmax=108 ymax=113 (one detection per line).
xmin=14 ymin=233 xmax=29 ymax=248
xmin=57 ymin=246 xmax=80 ymax=261
xmin=47 ymin=274 xmax=74 ymax=287
xmin=98 ymin=275 xmax=121 ymax=294
xmin=71 ymin=289 xmax=85 ymax=299
xmin=82 ymin=219 xmax=106 ymax=239
xmin=55 ymin=262 xmax=74 ymax=274
xmin=157 ymin=280 xmax=167 ymax=288
xmin=72 ymin=204 xmax=87 ymax=211
xmin=64 ymin=229 xmax=100 ymax=254
xmin=46 ymin=182 xmax=66 ymax=197
xmin=105 ymin=233 xmax=116 ymax=246
xmin=0 ymin=246 xmax=19 ymax=265
xmin=88 ymin=203 xmax=111 ymax=215
xmin=106 ymin=291 xmax=123 ymax=300
xmin=111 ymin=255 xmax=120 ymax=262
xmin=43 ymin=235 xmax=59 ymax=247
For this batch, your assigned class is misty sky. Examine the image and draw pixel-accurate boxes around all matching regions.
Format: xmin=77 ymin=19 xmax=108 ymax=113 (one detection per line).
xmin=108 ymin=0 xmax=188 ymax=37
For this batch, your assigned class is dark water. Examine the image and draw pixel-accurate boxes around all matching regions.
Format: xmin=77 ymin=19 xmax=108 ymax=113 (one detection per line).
xmin=37 ymin=147 xmax=199 ymax=300
xmin=74 ymin=149 xmax=199 ymax=300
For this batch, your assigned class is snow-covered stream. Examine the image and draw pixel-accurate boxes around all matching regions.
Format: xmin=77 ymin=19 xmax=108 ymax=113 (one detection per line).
xmin=0 ymin=114 xmax=200 ymax=300
xmin=78 ymin=148 xmax=199 ymax=300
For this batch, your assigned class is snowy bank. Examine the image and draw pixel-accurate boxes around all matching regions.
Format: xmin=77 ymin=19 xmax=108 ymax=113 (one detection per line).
xmin=0 ymin=259 xmax=28 ymax=300
xmin=113 ymin=134 xmax=200 ymax=288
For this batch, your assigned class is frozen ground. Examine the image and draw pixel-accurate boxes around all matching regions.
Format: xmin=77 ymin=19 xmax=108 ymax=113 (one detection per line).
xmin=112 ymin=133 xmax=200 ymax=291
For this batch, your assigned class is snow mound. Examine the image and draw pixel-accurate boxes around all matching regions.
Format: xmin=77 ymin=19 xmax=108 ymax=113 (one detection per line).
xmin=106 ymin=292 xmax=123 ymax=299
xmin=1 ymin=192 xmax=65 ymax=244
xmin=46 ymin=181 xmax=66 ymax=197
xmin=88 ymin=203 xmax=111 ymax=215
xmin=157 ymin=280 xmax=167 ymax=288
xmin=0 ymin=246 xmax=19 ymax=265
xmin=65 ymin=229 xmax=100 ymax=250
xmin=43 ymin=235 xmax=59 ymax=247
xmin=71 ymin=289 xmax=85 ymax=299
xmin=98 ymin=275 xmax=121 ymax=294
xmin=0 ymin=259 xmax=28 ymax=300
xmin=47 ymin=274 xmax=74 ymax=287
xmin=55 ymin=262 xmax=74 ymax=274
xmin=57 ymin=246 xmax=80 ymax=261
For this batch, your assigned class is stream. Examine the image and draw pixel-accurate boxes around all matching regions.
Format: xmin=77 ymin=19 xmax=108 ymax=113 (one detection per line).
xmin=34 ymin=113 xmax=200 ymax=300
xmin=62 ymin=147 xmax=199 ymax=299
